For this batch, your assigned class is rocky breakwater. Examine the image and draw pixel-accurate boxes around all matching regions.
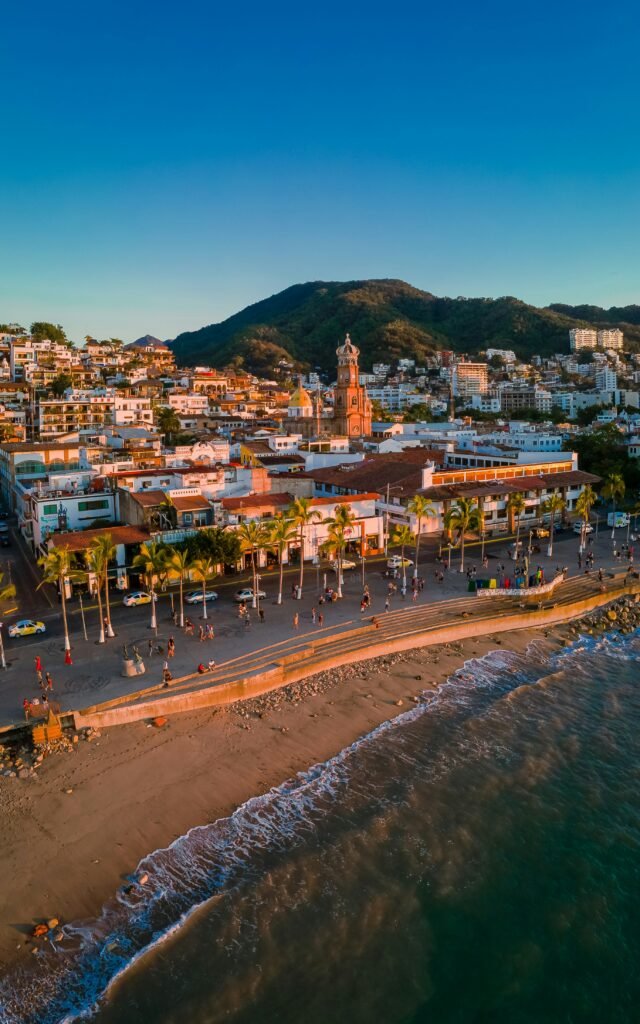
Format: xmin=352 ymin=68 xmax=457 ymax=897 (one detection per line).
xmin=561 ymin=593 xmax=640 ymax=642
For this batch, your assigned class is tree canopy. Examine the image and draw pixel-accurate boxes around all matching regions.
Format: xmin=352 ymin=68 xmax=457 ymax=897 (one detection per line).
xmin=30 ymin=321 xmax=67 ymax=343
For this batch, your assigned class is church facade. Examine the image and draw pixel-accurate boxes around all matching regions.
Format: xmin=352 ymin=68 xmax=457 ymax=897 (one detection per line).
xmin=287 ymin=334 xmax=372 ymax=439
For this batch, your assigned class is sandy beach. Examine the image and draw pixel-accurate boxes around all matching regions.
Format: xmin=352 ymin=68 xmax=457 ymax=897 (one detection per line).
xmin=0 ymin=625 xmax=561 ymax=970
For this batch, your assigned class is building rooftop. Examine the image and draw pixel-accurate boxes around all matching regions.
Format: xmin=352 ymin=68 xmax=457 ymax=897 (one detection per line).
xmin=50 ymin=525 xmax=149 ymax=551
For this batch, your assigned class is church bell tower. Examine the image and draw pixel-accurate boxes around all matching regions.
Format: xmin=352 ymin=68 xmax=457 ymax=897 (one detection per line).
xmin=332 ymin=334 xmax=372 ymax=437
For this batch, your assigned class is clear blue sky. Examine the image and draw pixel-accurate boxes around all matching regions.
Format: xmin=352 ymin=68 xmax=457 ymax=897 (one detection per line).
xmin=1 ymin=0 xmax=638 ymax=341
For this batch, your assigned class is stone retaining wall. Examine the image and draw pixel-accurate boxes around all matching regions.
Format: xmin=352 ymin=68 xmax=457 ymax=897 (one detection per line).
xmin=72 ymin=576 xmax=640 ymax=731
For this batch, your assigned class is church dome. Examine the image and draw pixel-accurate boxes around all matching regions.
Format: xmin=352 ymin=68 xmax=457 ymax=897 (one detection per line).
xmin=336 ymin=333 xmax=359 ymax=358
xmin=289 ymin=384 xmax=313 ymax=408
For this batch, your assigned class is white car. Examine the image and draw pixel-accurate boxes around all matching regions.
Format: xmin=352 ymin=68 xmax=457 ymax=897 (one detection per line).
xmin=234 ymin=587 xmax=266 ymax=603
xmin=122 ymin=591 xmax=158 ymax=607
xmin=572 ymin=521 xmax=594 ymax=535
xmin=8 ymin=619 xmax=46 ymax=639
xmin=185 ymin=590 xmax=218 ymax=604
xmin=387 ymin=555 xmax=414 ymax=569
xmin=329 ymin=558 xmax=356 ymax=571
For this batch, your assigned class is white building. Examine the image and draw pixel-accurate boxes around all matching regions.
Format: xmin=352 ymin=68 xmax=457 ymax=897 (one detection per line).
xmin=597 ymin=329 xmax=624 ymax=351
xmin=595 ymin=367 xmax=617 ymax=391
xmin=569 ymin=329 xmax=597 ymax=351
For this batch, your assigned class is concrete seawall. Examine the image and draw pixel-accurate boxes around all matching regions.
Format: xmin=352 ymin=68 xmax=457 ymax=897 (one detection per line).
xmin=72 ymin=574 xmax=640 ymax=731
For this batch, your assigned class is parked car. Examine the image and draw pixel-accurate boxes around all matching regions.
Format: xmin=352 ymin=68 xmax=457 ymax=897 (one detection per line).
xmin=329 ymin=558 xmax=356 ymax=571
xmin=8 ymin=619 xmax=46 ymax=638
xmin=387 ymin=555 xmax=413 ymax=569
xmin=122 ymin=591 xmax=157 ymax=607
xmin=573 ymin=521 xmax=594 ymax=535
xmin=185 ymin=590 xmax=218 ymax=604
xmin=234 ymin=587 xmax=266 ymax=602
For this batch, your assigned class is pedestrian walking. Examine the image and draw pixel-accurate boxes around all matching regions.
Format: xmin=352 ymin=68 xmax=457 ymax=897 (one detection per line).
xmin=412 ymin=589 xmax=418 ymax=602
xmin=259 ymin=608 xmax=265 ymax=624
xmin=311 ymin=606 xmax=316 ymax=624
xmin=318 ymin=612 xmax=324 ymax=628
xmin=34 ymin=655 xmax=42 ymax=686
xmin=167 ymin=636 xmax=175 ymax=657
xmin=148 ymin=638 xmax=154 ymax=657
xmin=45 ymin=671 xmax=53 ymax=691
xmin=384 ymin=597 xmax=390 ymax=612
xmin=207 ymin=624 xmax=215 ymax=639
xmin=291 ymin=583 xmax=297 ymax=599
xmin=199 ymin=625 xmax=205 ymax=642
xmin=293 ymin=612 xmax=299 ymax=630
xmin=244 ymin=612 xmax=251 ymax=629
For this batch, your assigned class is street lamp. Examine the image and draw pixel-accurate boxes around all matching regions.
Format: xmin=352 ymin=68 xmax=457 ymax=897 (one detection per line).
xmin=0 ymin=622 xmax=6 ymax=670
xmin=361 ymin=551 xmax=366 ymax=590
xmin=255 ymin=573 xmax=261 ymax=614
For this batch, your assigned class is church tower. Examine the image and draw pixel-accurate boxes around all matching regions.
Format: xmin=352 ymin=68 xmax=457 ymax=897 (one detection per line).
xmin=332 ymin=334 xmax=372 ymax=437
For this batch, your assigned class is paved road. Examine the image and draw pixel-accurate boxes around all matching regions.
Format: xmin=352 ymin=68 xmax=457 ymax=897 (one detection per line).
xmin=0 ymin=523 xmax=634 ymax=727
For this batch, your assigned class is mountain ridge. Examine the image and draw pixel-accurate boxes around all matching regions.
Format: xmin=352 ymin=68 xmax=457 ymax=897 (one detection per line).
xmin=171 ymin=279 xmax=640 ymax=374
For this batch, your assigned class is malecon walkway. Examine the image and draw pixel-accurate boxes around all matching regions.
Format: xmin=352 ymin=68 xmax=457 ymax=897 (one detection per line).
xmin=72 ymin=568 xmax=640 ymax=730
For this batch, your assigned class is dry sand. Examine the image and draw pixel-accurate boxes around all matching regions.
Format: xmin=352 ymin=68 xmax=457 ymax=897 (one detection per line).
xmin=0 ymin=626 xmax=558 ymax=969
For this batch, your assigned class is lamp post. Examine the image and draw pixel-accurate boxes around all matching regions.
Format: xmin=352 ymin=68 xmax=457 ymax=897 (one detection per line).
xmin=78 ymin=591 xmax=88 ymax=642
xmin=255 ymin=573 xmax=261 ymax=616
xmin=0 ymin=623 xmax=6 ymax=670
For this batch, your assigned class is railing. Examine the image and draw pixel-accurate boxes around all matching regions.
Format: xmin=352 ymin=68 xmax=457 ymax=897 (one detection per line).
xmin=475 ymin=572 xmax=565 ymax=598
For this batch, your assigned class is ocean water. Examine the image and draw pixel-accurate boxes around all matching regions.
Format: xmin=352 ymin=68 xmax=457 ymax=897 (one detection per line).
xmin=1 ymin=631 xmax=640 ymax=1024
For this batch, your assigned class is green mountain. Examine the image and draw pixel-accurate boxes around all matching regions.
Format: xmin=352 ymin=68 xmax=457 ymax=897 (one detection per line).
xmin=171 ymin=279 xmax=640 ymax=374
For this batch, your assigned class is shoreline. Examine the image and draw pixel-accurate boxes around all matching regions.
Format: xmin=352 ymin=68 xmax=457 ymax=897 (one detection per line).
xmin=2 ymin=595 xmax=637 ymax=975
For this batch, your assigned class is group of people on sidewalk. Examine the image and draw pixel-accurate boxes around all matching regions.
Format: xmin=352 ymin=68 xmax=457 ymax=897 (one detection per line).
xmin=23 ymin=656 xmax=55 ymax=718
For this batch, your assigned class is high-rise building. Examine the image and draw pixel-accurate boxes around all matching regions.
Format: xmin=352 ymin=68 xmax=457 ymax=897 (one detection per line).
xmin=569 ymin=329 xmax=597 ymax=351
xmin=452 ymin=362 xmax=488 ymax=397
xmin=597 ymin=329 xmax=624 ymax=351
xmin=595 ymin=367 xmax=617 ymax=391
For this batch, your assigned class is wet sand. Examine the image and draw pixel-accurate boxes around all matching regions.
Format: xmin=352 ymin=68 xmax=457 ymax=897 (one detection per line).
xmin=0 ymin=627 xmax=554 ymax=970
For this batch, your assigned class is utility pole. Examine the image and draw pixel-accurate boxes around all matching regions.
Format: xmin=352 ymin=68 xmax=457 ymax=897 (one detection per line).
xmin=384 ymin=482 xmax=390 ymax=555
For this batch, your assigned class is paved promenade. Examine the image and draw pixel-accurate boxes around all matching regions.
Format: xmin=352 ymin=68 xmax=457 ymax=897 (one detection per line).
xmin=0 ymin=525 xmax=636 ymax=729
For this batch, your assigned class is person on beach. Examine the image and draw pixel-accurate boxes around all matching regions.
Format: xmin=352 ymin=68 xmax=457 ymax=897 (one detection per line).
xmin=293 ymin=612 xmax=299 ymax=629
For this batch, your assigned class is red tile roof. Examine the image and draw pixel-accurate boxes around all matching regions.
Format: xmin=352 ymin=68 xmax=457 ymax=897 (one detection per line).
xmin=50 ymin=525 xmax=149 ymax=551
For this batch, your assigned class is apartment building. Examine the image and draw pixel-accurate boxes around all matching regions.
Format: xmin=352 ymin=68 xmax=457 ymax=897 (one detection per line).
xmin=499 ymin=387 xmax=552 ymax=414
xmin=38 ymin=389 xmax=153 ymax=439
xmin=597 ymin=329 xmax=624 ymax=351
xmin=569 ymin=329 xmax=597 ymax=351
xmin=452 ymin=362 xmax=488 ymax=397
xmin=595 ymin=367 xmax=617 ymax=391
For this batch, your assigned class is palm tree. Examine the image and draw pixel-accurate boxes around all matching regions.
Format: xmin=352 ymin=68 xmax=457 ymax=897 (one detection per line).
xmin=132 ymin=541 xmax=166 ymax=630
xmin=90 ymin=533 xmax=116 ymax=637
xmin=575 ymin=484 xmax=597 ymax=551
xmin=84 ymin=545 xmax=107 ymax=643
xmin=443 ymin=498 xmax=481 ymax=572
xmin=324 ymin=504 xmax=357 ymax=595
xmin=165 ymin=547 xmax=192 ymax=627
xmin=287 ymin=497 xmax=322 ymax=599
xmin=507 ymin=492 xmax=526 ymax=552
xmin=38 ymin=546 xmax=80 ymax=652
xmin=602 ymin=472 xmax=626 ymax=539
xmin=268 ymin=513 xmax=297 ymax=605
xmin=190 ymin=557 xmax=217 ymax=619
xmin=391 ymin=524 xmax=415 ymax=594
xmin=321 ymin=522 xmax=348 ymax=597
xmin=407 ymin=494 xmax=435 ymax=579
xmin=540 ymin=493 xmax=565 ymax=557
xmin=236 ymin=521 xmax=270 ymax=608
xmin=157 ymin=406 xmax=182 ymax=445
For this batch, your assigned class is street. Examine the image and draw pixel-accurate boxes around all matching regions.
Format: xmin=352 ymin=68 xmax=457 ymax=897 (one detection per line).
xmin=0 ymin=520 xmax=634 ymax=728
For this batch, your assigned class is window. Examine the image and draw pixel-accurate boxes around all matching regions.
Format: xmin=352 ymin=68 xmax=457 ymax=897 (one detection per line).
xmin=43 ymin=504 xmax=57 ymax=515
xmin=78 ymin=499 xmax=109 ymax=512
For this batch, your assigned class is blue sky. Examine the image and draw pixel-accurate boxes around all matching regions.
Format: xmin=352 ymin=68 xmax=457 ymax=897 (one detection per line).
xmin=1 ymin=0 xmax=638 ymax=341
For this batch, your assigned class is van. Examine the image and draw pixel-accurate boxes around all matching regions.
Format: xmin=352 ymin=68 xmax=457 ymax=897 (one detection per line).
xmin=607 ymin=512 xmax=630 ymax=528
